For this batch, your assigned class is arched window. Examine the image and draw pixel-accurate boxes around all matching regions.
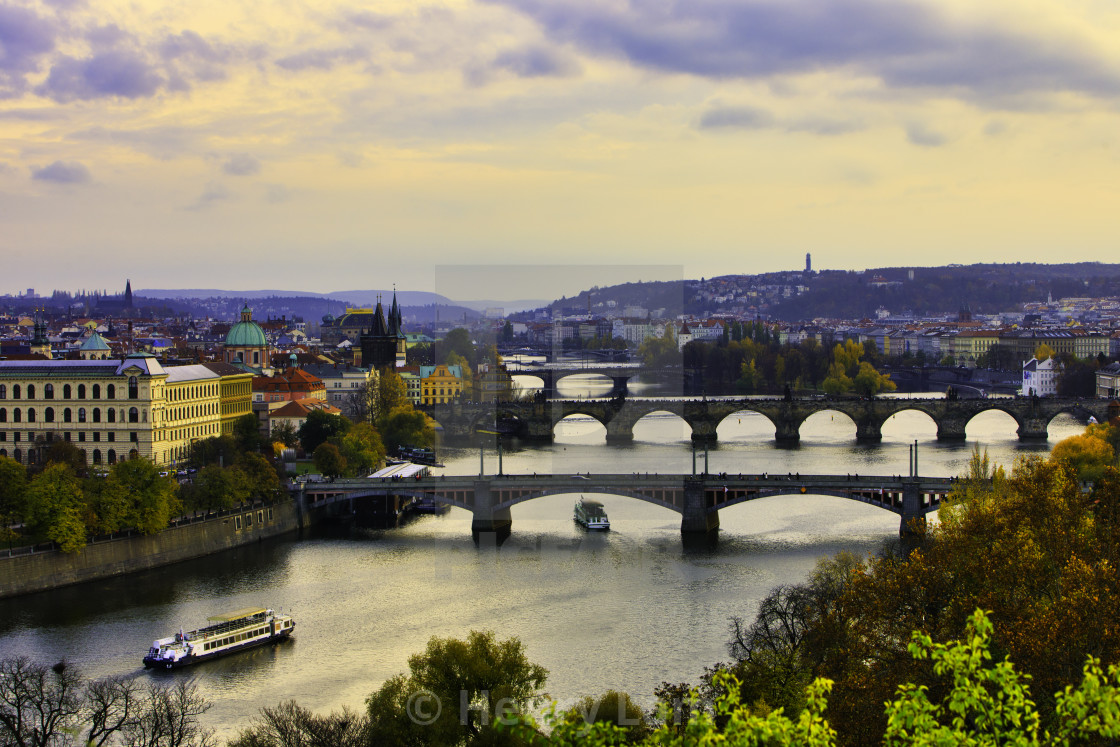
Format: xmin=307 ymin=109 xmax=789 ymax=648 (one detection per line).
xmin=45 ymin=408 xmax=54 ymax=423
xmin=27 ymin=409 xmax=35 ymax=423
xmin=0 ymin=449 xmax=5 ymax=458
xmin=44 ymin=384 xmax=54 ymax=400
xmin=78 ymin=408 xmax=86 ymax=423
xmin=78 ymin=384 xmax=86 ymax=399
xmin=107 ymin=384 xmax=115 ymax=399
xmin=92 ymin=408 xmax=101 ymax=423
xmin=13 ymin=409 xmax=21 ymax=423
xmin=92 ymin=449 xmax=102 ymax=465
xmin=63 ymin=384 xmax=71 ymax=399
xmin=0 ymin=409 xmax=5 ymax=422
xmin=27 ymin=385 xmax=35 ymax=399
xmin=93 ymin=384 xmax=100 ymax=399
xmin=128 ymin=376 xmax=138 ymax=399
xmin=64 ymin=408 xmax=72 ymax=423
xmin=13 ymin=449 xmax=20 ymax=463
xmin=108 ymin=409 xmax=116 ymax=423
xmin=13 ymin=385 xmax=21 ymax=399
xmin=129 ymin=407 xmax=139 ymax=423
xmin=0 ymin=384 xmax=5 ymax=399
xmin=108 ymin=449 xmax=116 ymax=464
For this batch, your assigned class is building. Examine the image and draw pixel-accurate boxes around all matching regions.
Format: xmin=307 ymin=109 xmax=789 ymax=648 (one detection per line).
xmin=252 ymin=367 xmax=327 ymax=404
xmin=419 ymin=364 xmax=463 ymax=405
xmin=0 ymin=354 xmax=252 ymax=467
xmin=1022 ymin=357 xmax=1063 ymax=397
xmin=78 ymin=331 xmax=113 ymax=360
xmin=267 ymin=398 xmax=342 ymax=439
xmin=358 ymin=293 xmax=407 ymax=370
xmin=223 ymin=305 xmax=270 ymax=370
xmin=300 ymin=362 xmax=376 ymax=417
xmin=1098 ymin=362 xmax=1120 ymax=399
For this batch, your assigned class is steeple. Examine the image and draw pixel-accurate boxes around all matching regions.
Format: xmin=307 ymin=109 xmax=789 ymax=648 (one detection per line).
xmin=124 ymin=279 xmax=133 ymax=308
xmin=389 ymin=287 xmax=403 ymax=337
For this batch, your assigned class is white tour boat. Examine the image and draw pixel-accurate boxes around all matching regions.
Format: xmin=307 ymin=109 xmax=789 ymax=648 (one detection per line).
xmin=574 ymin=497 xmax=610 ymax=530
xmin=143 ymin=607 xmax=294 ymax=669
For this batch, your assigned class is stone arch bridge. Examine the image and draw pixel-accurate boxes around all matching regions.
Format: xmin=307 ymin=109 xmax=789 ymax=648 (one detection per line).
xmin=295 ymin=472 xmax=954 ymax=543
xmin=421 ymin=397 xmax=1114 ymax=444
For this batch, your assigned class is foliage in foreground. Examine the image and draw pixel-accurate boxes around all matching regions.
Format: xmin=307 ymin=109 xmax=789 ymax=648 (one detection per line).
xmin=506 ymin=610 xmax=1120 ymax=746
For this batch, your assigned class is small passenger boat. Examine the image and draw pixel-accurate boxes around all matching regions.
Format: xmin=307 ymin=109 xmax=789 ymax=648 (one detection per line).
xmin=143 ymin=607 xmax=294 ymax=669
xmin=574 ymin=497 xmax=610 ymax=530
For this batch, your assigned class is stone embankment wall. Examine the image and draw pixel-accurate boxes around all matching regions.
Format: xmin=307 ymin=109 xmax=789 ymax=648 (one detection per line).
xmin=0 ymin=499 xmax=307 ymax=599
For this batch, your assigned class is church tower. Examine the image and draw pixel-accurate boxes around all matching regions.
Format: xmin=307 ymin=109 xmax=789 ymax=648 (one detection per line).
xmin=359 ymin=291 xmax=407 ymax=369
xmin=124 ymin=279 xmax=133 ymax=309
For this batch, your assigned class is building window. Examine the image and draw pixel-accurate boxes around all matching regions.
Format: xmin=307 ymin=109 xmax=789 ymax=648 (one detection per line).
xmin=64 ymin=432 xmax=70 ymax=442
xmin=93 ymin=449 xmax=102 ymax=464
xmin=27 ymin=385 xmax=35 ymax=399
xmin=63 ymin=384 xmax=71 ymax=399
xmin=78 ymin=408 xmax=86 ymax=423
xmin=93 ymin=384 xmax=100 ymax=399
xmin=14 ymin=433 xmax=19 ymax=442
xmin=107 ymin=384 xmax=115 ymax=399
xmin=78 ymin=384 xmax=86 ymax=399
xmin=13 ymin=409 xmax=21 ymax=423
xmin=0 ymin=385 xmax=5 ymax=399
xmin=108 ymin=449 xmax=116 ymax=464
xmin=78 ymin=432 xmax=85 ymax=442
xmin=129 ymin=407 xmax=139 ymax=423
xmin=108 ymin=432 xmax=114 ymax=442
xmin=93 ymin=432 xmax=100 ymax=442
xmin=129 ymin=376 xmax=138 ymax=399
xmin=93 ymin=408 xmax=101 ymax=423
xmin=63 ymin=408 xmax=71 ymax=423
xmin=45 ymin=408 xmax=54 ymax=423
xmin=108 ymin=408 xmax=116 ymax=423
xmin=0 ymin=409 xmax=5 ymax=423
xmin=130 ymin=432 xmax=138 ymax=443
xmin=13 ymin=385 xmax=21 ymax=399
xmin=45 ymin=384 xmax=54 ymax=400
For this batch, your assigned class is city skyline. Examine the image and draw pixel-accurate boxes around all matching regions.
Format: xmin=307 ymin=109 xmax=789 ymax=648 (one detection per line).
xmin=3 ymin=0 xmax=1120 ymax=297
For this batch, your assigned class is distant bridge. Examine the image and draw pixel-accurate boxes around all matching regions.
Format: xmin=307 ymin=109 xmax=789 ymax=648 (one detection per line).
xmin=295 ymin=472 xmax=955 ymax=542
xmin=421 ymin=396 xmax=1115 ymax=444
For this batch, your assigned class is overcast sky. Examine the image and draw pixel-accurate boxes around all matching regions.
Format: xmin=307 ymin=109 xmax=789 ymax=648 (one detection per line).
xmin=3 ymin=0 xmax=1120 ymax=302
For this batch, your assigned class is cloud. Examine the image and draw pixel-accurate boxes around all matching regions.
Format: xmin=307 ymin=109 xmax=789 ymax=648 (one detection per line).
xmin=187 ymin=181 xmax=230 ymax=210
xmin=493 ymin=45 xmax=580 ymax=78
xmin=275 ymin=46 xmax=367 ymax=72
xmin=222 ymin=154 xmax=261 ymax=176
xmin=37 ymin=50 xmax=163 ymax=101
xmin=906 ymin=122 xmax=948 ymax=147
xmin=31 ymin=160 xmax=91 ymax=183
xmin=0 ymin=3 xmax=59 ymax=97
xmin=490 ymin=0 xmax=1120 ymax=104
xmin=699 ymin=104 xmax=862 ymax=135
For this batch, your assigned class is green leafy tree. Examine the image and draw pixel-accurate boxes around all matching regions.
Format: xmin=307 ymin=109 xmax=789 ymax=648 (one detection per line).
xmin=233 ymin=412 xmax=264 ymax=453
xmin=298 ymin=409 xmax=351 ymax=454
xmin=25 ymin=463 xmax=87 ymax=552
xmin=638 ymin=335 xmax=679 ymax=368
xmin=0 ymin=456 xmax=28 ymax=541
xmin=104 ymin=458 xmax=178 ymax=534
xmin=560 ymin=690 xmax=652 ymax=742
xmin=379 ymin=405 xmax=436 ymax=453
xmin=336 ymin=422 xmax=385 ymax=476
xmin=373 ymin=369 xmax=408 ymax=427
xmin=42 ymin=440 xmax=88 ymax=476
xmin=1050 ymin=431 xmax=1115 ymax=483
xmin=852 ymin=361 xmax=897 ymax=397
xmin=366 ymin=630 xmax=548 ymax=745
xmin=313 ymin=442 xmax=346 ymax=478
xmin=237 ymin=452 xmax=283 ymax=502
xmin=821 ymin=362 xmax=853 ymax=395
xmin=183 ymin=463 xmax=251 ymax=510
xmin=271 ymin=420 xmax=298 ymax=448
xmin=439 ymin=327 xmax=475 ymax=365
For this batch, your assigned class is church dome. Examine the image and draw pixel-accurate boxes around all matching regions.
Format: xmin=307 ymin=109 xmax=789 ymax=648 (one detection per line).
xmin=225 ymin=304 xmax=267 ymax=347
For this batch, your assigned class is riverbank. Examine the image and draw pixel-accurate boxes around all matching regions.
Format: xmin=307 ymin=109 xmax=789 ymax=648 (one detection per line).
xmin=0 ymin=499 xmax=306 ymax=599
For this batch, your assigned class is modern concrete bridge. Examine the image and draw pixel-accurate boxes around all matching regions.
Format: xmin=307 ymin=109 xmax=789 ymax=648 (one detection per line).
xmin=421 ymin=396 xmax=1115 ymax=444
xmin=294 ymin=472 xmax=954 ymax=543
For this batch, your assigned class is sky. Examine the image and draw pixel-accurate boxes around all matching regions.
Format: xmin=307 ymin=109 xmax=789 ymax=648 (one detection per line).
xmin=3 ymin=0 xmax=1120 ymax=302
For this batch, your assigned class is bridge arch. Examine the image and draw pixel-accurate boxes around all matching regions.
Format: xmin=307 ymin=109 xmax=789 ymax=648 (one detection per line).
xmin=880 ymin=406 xmax=940 ymax=439
xmin=632 ymin=410 xmax=693 ymax=442
xmin=494 ymin=488 xmax=681 ymax=514
xmin=553 ymin=411 xmax=609 ymax=442
xmin=798 ymin=409 xmax=859 ymax=441
xmin=960 ymin=406 xmax=1025 ymax=438
xmin=714 ymin=409 xmax=779 ymax=440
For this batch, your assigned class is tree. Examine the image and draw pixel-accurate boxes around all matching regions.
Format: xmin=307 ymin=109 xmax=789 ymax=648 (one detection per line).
xmin=42 ymin=440 xmax=88 ymax=476
xmin=638 ymin=335 xmax=679 ymax=368
xmin=229 ymin=701 xmax=368 ymax=747
xmin=1034 ymin=343 xmax=1056 ymax=361
xmin=852 ymin=361 xmax=897 ymax=397
xmin=336 ymin=422 xmax=385 ymax=476
xmin=0 ymin=456 xmax=28 ymax=542
xmin=105 ymin=457 xmax=178 ymax=534
xmin=182 ymin=464 xmax=250 ymax=510
xmin=366 ymin=630 xmax=548 ymax=745
xmin=373 ymin=369 xmax=408 ymax=427
xmin=297 ymin=410 xmax=350 ymax=454
xmin=271 ymin=420 xmax=297 ymax=448
xmin=24 ymin=463 xmax=87 ymax=552
xmin=379 ymin=405 xmax=435 ymax=453
xmin=233 ymin=412 xmax=264 ymax=454
xmin=560 ymin=691 xmax=651 ymax=742
xmin=0 ymin=657 xmax=83 ymax=746
xmin=821 ymin=362 xmax=852 ymax=395
xmin=237 ymin=452 xmax=283 ymax=502
xmin=313 ymin=443 xmax=346 ymax=478
xmin=438 ymin=327 xmax=475 ymax=365
xmin=1050 ymin=432 xmax=1115 ymax=483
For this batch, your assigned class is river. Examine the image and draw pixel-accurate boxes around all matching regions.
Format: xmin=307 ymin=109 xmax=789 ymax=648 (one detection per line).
xmin=0 ymin=377 xmax=1085 ymax=739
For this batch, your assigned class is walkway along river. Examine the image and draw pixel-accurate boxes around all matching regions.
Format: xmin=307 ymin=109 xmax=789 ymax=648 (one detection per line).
xmin=0 ymin=398 xmax=1087 ymax=739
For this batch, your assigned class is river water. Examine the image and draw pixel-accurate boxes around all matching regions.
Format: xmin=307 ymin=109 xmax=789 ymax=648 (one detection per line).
xmin=0 ymin=376 xmax=1084 ymax=739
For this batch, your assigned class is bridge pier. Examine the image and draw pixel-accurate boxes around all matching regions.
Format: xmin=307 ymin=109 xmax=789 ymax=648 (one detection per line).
xmin=855 ymin=421 xmax=883 ymax=442
xmin=609 ymin=375 xmax=629 ymax=398
xmin=899 ymin=480 xmax=926 ymax=554
xmin=469 ymin=480 xmax=512 ymax=545
xmin=774 ymin=420 xmax=800 ymax=444
xmin=681 ymin=479 xmax=719 ymax=537
xmin=936 ymin=420 xmax=968 ymax=441
xmin=1017 ymin=419 xmax=1049 ymax=440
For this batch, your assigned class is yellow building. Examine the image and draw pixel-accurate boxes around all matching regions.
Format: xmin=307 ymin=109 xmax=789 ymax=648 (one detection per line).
xmin=0 ymin=354 xmax=253 ymax=468
xmin=420 ymin=364 xmax=463 ymax=405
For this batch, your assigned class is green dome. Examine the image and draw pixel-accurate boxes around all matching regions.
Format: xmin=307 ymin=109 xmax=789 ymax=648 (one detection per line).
xmin=225 ymin=305 xmax=267 ymax=347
